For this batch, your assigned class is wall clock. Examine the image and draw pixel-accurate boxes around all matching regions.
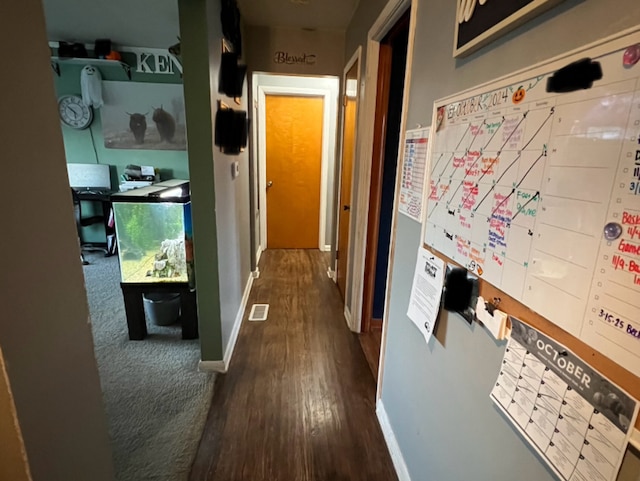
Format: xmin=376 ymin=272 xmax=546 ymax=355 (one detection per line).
xmin=58 ymin=94 xmax=94 ymax=130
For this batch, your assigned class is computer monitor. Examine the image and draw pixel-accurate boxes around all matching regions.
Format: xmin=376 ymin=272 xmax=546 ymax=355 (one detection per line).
xmin=67 ymin=163 xmax=111 ymax=190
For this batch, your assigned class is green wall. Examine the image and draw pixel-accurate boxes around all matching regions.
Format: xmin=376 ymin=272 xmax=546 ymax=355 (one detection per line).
xmin=53 ymin=57 xmax=189 ymax=242
xmin=179 ymin=0 xmax=223 ymax=361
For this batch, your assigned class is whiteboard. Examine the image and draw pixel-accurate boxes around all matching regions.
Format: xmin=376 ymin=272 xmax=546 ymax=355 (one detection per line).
xmin=422 ymin=27 xmax=640 ymax=377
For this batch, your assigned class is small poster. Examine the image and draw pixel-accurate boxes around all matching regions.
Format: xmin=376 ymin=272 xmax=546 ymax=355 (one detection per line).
xmin=407 ymin=247 xmax=445 ymax=344
xmin=491 ymin=317 xmax=639 ymax=481
xmin=399 ymin=127 xmax=430 ymax=222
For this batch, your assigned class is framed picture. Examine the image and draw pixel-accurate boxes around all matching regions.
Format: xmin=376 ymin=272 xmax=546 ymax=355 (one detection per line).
xmin=101 ymin=81 xmax=186 ymax=151
xmin=454 ymin=0 xmax=564 ymax=58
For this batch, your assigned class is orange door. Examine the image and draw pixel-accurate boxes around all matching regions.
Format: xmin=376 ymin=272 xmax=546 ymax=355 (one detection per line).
xmin=336 ymin=69 xmax=358 ymax=298
xmin=266 ymin=95 xmax=324 ymax=249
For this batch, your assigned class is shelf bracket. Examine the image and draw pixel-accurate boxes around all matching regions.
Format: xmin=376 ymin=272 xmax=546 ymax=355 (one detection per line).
xmin=121 ymin=62 xmax=132 ymax=80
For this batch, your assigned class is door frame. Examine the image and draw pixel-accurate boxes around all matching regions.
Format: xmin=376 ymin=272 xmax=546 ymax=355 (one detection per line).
xmin=333 ymin=47 xmax=362 ymax=328
xmin=349 ymin=0 xmax=418 ymax=394
xmin=257 ymin=83 xmax=338 ymax=252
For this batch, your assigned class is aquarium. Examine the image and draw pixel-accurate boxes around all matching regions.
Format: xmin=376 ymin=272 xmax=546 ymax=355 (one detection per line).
xmin=112 ymin=181 xmax=193 ymax=284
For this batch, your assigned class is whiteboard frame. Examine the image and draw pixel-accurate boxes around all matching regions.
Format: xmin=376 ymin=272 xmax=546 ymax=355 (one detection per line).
xmin=422 ymin=24 xmax=640 ymax=249
xmin=453 ymin=0 xmax=565 ymax=58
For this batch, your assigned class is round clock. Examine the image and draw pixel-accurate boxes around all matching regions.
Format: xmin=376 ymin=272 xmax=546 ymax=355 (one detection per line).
xmin=58 ymin=95 xmax=93 ymax=130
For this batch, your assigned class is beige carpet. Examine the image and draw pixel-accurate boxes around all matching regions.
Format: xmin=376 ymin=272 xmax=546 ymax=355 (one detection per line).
xmin=82 ymin=252 xmax=214 ymax=481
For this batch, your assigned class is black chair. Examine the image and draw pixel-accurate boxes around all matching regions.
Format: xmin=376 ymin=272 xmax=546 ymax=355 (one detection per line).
xmin=71 ymin=189 xmax=108 ymax=264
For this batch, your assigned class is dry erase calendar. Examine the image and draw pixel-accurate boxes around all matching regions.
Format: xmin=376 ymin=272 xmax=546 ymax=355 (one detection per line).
xmin=491 ymin=318 xmax=639 ymax=481
xmin=423 ymin=28 xmax=640 ymax=377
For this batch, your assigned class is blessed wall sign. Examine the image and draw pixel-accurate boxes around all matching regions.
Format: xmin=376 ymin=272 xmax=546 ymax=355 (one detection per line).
xmin=454 ymin=0 xmax=564 ymax=58
xmin=273 ymin=51 xmax=317 ymax=66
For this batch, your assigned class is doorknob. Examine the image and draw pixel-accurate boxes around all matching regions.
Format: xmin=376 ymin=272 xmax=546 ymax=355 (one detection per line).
xmin=267 ymin=181 xmax=273 ymax=188
xmin=343 ymin=205 xmax=350 ymax=211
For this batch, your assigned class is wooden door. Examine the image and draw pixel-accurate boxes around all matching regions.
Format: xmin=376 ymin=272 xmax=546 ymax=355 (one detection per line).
xmin=336 ymin=62 xmax=359 ymax=299
xmin=265 ymin=95 xmax=324 ymax=249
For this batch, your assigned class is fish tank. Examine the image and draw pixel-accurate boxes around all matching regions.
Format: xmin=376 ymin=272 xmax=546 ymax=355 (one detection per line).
xmin=112 ymin=180 xmax=194 ymax=285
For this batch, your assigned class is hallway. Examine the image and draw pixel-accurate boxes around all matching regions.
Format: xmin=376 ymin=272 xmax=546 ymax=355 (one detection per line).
xmin=189 ymin=250 xmax=398 ymax=481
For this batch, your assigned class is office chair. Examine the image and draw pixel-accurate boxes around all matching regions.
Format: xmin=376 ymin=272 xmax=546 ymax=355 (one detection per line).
xmin=71 ymin=189 xmax=108 ymax=264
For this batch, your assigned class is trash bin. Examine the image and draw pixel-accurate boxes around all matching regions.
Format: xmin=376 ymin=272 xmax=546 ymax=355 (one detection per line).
xmin=143 ymin=292 xmax=181 ymax=326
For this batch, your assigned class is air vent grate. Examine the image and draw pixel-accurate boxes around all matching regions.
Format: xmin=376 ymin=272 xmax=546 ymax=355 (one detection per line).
xmin=248 ymin=304 xmax=269 ymax=322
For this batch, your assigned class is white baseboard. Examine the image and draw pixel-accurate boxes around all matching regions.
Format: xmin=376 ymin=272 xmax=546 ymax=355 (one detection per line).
xmin=321 ymin=244 xmax=332 ymax=252
xmin=198 ymin=360 xmax=226 ymax=373
xmin=198 ymin=273 xmax=254 ymax=374
xmin=327 ymin=267 xmax=336 ymax=281
xmin=256 ymin=245 xmax=263 ymax=265
xmin=222 ymin=273 xmax=254 ymax=371
xmin=376 ymin=399 xmax=411 ymax=481
xmin=252 ymin=268 xmax=260 ymax=279
xmin=344 ymin=305 xmax=353 ymax=331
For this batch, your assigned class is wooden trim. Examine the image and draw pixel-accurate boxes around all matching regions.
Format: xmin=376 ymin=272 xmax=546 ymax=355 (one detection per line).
xmin=377 ymin=0 xmax=419 ymax=400
xmin=351 ymin=0 xmax=412 ymax=335
xmin=334 ymin=47 xmax=362 ymax=322
xmin=362 ymin=43 xmax=393 ymax=333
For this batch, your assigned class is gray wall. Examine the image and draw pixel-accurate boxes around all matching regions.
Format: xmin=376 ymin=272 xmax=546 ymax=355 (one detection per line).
xmin=345 ymin=0 xmax=640 ymax=480
xmin=207 ymin=1 xmax=252 ymax=352
xmin=1 ymin=0 xmax=115 ymax=479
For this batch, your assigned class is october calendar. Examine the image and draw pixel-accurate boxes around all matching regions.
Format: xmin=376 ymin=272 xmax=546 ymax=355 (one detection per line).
xmin=491 ymin=318 xmax=638 ymax=481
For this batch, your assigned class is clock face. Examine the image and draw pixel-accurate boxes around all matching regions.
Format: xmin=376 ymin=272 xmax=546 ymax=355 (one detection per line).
xmin=58 ymin=95 xmax=93 ymax=130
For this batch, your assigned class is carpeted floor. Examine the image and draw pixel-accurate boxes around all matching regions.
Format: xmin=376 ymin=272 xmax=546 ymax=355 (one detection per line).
xmin=82 ymin=252 xmax=214 ymax=481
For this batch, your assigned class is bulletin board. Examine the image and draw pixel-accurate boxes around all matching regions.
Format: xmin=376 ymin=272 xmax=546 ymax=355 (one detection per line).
xmin=421 ymin=27 xmax=640 ymax=412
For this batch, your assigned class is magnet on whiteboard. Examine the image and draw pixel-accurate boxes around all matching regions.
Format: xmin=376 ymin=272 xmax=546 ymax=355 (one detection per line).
xmin=623 ymin=44 xmax=640 ymax=68
xmin=603 ymin=222 xmax=622 ymax=240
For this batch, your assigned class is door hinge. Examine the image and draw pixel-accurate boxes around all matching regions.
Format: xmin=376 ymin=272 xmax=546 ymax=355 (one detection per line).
xmin=343 ymin=94 xmax=348 ymax=107
xmin=254 ymin=99 xmax=258 ymax=110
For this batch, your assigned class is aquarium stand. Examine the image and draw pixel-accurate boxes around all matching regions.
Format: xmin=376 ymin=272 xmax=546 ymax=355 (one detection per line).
xmin=120 ymin=282 xmax=198 ymax=340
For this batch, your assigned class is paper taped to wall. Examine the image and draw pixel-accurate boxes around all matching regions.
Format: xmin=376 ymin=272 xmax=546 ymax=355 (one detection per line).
xmin=407 ymin=247 xmax=445 ymax=344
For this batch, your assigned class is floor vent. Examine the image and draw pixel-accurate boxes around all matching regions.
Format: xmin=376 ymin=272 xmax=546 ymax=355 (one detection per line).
xmin=248 ymin=304 xmax=269 ymax=322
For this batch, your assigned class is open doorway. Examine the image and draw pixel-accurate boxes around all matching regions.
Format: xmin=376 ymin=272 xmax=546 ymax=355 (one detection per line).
xmin=360 ymin=10 xmax=410 ymax=379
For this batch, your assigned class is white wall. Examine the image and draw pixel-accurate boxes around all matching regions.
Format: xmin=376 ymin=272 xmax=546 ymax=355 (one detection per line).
xmin=1 ymin=1 xmax=115 ymax=480
xmin=251 ymin=73 xmax=340 ymax=253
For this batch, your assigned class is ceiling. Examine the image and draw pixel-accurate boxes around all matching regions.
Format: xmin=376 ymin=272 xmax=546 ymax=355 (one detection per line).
xmin=237 ymin=0 xmax=360 ymax=30
xmin=42 ymin=0 xmax=359 ymax=49
xmin=42 ymin=0 xmax=181 ymax=48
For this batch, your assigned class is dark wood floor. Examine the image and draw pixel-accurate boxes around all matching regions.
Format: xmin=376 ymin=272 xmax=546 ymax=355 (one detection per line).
xmin=359 ymin=329 xmax=382 ymax=381
xmin=190 ymin=250 xmax=398 ymax=481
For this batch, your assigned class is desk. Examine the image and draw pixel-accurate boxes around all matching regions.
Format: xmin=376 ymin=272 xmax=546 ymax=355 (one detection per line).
xmin=74 ymin=189 xmax=117 ymax=255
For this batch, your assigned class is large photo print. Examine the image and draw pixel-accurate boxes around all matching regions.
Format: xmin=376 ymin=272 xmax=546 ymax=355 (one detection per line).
xmin=101 ymin=81 xmax=186 ymax=150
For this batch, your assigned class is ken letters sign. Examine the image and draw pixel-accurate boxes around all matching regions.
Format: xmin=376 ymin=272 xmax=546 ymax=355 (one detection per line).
xmin=454 ymin=0 xmax=564 ymax=58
